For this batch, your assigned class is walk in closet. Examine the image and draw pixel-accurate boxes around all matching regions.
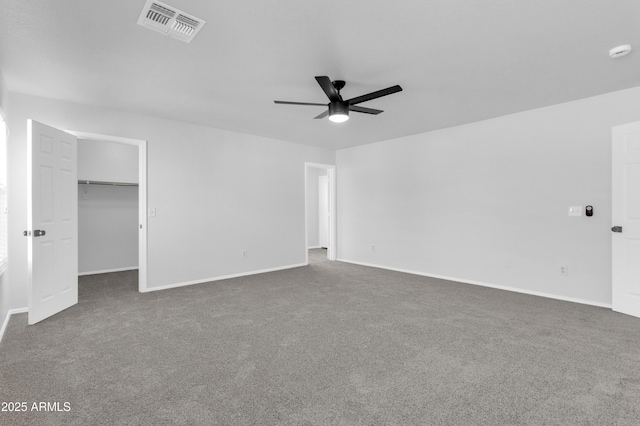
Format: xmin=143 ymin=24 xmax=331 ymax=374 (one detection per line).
xmin=78 ymin=139 xmax=139 ymax=275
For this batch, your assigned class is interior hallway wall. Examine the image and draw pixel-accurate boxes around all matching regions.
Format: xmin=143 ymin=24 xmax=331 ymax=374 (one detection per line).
xmin=306 ymin=167 xmax=327 ymax=248
xmin=337 ymin=86 xmax=640 ymax=306
xmin=6 ymin=93 xmax=335 ymax=310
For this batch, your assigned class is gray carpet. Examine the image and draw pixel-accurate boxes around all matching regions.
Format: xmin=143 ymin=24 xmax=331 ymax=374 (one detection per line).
xmin=1 ymin=249 xmax=640 ymax=425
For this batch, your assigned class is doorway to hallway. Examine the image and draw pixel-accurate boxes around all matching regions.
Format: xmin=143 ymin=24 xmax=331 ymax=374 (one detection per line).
xmin=304 ymin=162 xmax=336 ymax=263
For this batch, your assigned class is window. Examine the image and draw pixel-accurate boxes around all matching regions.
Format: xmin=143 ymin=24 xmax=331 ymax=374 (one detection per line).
xmin=0 ymin=113 xmax=7 ymax=276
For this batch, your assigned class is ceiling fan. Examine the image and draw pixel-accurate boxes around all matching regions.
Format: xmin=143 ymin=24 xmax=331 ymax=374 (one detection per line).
xmin=274 ymin=76 xmax=403 ymax=123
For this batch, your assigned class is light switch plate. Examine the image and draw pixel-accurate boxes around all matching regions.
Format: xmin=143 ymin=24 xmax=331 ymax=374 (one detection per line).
xmin=568 ymin=206 xmax=582 ymax=216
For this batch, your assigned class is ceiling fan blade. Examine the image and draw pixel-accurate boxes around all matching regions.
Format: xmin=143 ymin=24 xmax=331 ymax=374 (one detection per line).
xmin=274 ymin=101 xmax=327 ymax=106
xmin=315 ymin=76 xmax=342 ymax=102
xmin=349 ymin=105 xmax=383 ymax=115
xmin=346 ymin=85 xmax=403 ymax=106
xmin=314 ymin=110 xmax=329 ymax=119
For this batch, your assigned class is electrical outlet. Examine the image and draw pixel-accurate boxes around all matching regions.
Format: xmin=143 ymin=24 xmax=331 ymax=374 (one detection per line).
xmin=503 ymin=260 xmax=510 ymax=270
xmin=242 ymin=250 xmax=247 ymax=258
xmin=559 ymin=266 xmax=568 ymax=276
xmin=371 ymin=245 xmax=375 ymax=251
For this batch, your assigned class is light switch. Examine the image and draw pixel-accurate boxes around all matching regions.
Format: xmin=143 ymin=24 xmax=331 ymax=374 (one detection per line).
xmin=568 ymin=206 xmax=582 ymax=217
xmin=149 ymin=208 xmax=157 ymax=217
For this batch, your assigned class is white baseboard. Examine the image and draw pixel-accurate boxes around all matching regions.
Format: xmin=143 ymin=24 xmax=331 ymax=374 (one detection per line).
xmin=78 ymin=267 xmax=138 ymax=276
xmin=0 ymin=307 xmax=28 ymax=345
xmin=142 ymin=262 xmax=307 ymax=293
xmin=337 ymin=258 xmax=612 ymax=309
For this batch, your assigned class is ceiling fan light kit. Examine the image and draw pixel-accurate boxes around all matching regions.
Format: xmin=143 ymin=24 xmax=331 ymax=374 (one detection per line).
xmin=328 ymin=102 xmax=350 ymax=122
xmin=275 ymin=76 xmax=402 ymax=123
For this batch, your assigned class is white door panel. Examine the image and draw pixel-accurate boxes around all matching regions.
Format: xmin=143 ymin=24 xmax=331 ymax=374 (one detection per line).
xmin=612 ymin=121 xmax=640 ymax=318
xmin=27 ymin=120 xmax=78 ymax=325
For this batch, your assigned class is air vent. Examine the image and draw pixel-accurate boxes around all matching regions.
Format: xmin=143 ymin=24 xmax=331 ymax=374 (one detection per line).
xmin=137 ymin=0 xmax=206 ymax=43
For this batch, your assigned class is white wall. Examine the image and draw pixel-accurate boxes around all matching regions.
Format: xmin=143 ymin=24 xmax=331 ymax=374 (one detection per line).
xmin=337 ymin=86 xmax=640 ymax=306
xmin=306 ymin=167 xmax=327 ymax=248
xmin=78 ymin=139 xmax=139 ymax=183
xmin=0 ymin=68 xmax=7 ymax=116
xmin=0 ymin=67 xmax=9 ymax=326
xmin=6 ymin=93 xmax=335 ymax=310
xmin=78 ymin=184 xmax=139 ymax=274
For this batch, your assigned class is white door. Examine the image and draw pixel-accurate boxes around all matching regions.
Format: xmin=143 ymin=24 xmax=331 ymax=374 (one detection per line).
xmin=318 ymin=175 xmax=329 ymax=249
xmin=612 ymin=121 xmax=640 ymax=318
xmin=27 ymin=120 xmax=78 ymax=325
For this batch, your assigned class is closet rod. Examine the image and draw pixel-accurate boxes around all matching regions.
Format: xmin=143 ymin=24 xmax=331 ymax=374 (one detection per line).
xmin=78 ymin=180 xmax=138 ymax=187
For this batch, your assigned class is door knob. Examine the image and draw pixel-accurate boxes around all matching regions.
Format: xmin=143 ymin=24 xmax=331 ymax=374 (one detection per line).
xmin=611 ymin=226 xmax=623 ymax=233
xmin=33 ymin=229 xmax=46 ymax=237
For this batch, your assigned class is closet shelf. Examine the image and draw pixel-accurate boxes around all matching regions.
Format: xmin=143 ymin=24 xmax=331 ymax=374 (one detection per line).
xmin=78 ymin=180 xmax=138 ymax=187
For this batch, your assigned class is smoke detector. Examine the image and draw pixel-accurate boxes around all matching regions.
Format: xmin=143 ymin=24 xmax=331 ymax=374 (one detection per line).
xmin=609 ymin=44 xmax=632 ymax=59
xmin=137 ymin=0 xmax=206 ymax=43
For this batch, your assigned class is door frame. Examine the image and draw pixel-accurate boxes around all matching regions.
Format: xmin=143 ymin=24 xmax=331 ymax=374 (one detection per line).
xmin=66 ymin=130 xmax=148 ymax=292
xmin=305 ymin=162 xmax=336 ymax=262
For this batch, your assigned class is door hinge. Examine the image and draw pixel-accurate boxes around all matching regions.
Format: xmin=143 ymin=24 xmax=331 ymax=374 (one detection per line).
xmin=24 ymin=230 xmax=47 ymax=236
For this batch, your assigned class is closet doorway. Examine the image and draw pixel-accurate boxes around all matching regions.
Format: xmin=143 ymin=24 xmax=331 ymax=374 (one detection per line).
xmin=305 ymin=163 xmax=336 ymax=263
xmin=68 ymin=131 xmax=147 ymax=291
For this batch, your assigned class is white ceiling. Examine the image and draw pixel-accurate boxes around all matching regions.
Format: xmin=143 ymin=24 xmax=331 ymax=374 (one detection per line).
xmin=0 ymin=1 xmax=639 ymax=150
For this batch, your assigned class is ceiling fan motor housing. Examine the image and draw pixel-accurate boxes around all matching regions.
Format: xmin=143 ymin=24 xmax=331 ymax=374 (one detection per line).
xmin=329 ymin=101 xmax=349 ymax=117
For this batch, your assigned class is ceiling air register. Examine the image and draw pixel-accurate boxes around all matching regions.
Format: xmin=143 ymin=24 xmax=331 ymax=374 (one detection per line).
xmin=137 ymin=0 xmax=206 ymax=43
